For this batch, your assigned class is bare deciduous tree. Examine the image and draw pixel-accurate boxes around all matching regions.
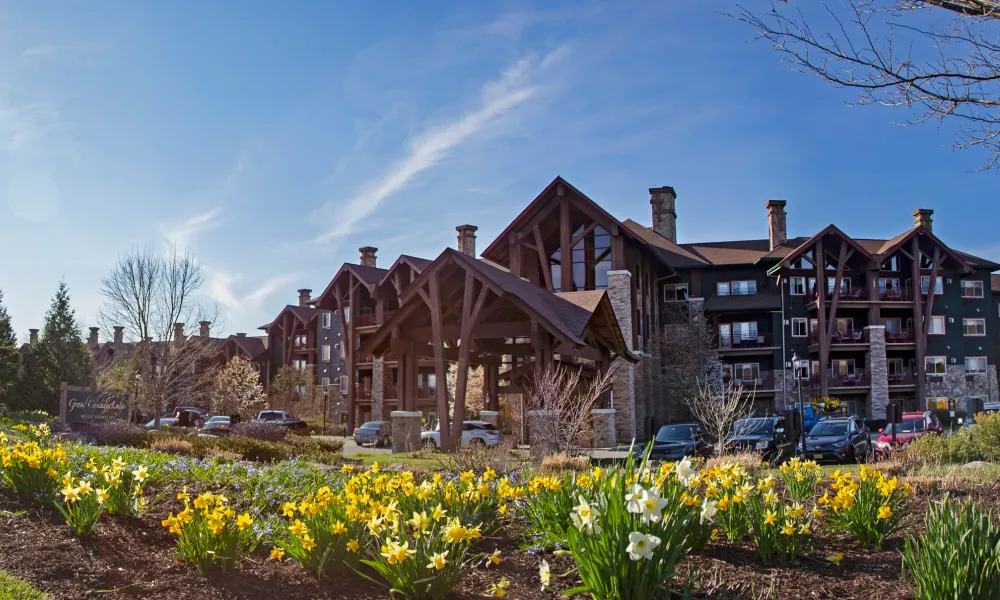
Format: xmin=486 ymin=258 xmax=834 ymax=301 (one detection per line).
xmin=524 ymin=363 xmax=616 ymax=456
xmin=98 ymin=245 xmax=220 ymax=342
xmin=735 ymin=1 xmax=1000 ymax=168
xmin=688 ymin=380 xmax=755 ymax=456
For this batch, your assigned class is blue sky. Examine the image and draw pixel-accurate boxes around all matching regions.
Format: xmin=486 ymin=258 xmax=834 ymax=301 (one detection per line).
xmin=1 ymin=1 xmax=997 ymax=341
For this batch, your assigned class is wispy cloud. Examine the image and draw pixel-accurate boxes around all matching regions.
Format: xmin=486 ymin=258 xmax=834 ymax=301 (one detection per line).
xmin=20 ymin=42 xmax=103 ymax=60
xmin=161 ymin=207 xmax=224 ymax=251
xmin=313 ymin=46 xmax=569 ymax=245
xmin=0 ymin=100 xmax=60 ymax=153
xmin=205 ymin=269 xmax=301 ymax=318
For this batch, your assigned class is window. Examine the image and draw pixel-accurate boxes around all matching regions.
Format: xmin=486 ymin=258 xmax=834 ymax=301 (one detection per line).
xmin=295 ymin=385 xmax=306 ymax=396
xmin=789 ymin=277 xmax=807 ymax=295
xmin=339 ymin=342 xmax=345 ymax=358
xmin=887 ymin=358 xmax=904 ymax=376
xmin=963 ymin=318 xmax=986 ymax=336
xmin=878 ymin=278 xmax=901 ymax=298
xmin=731 ymin=280 xmax=757 ymax=296
xmin=322 ymin=312 xmax=332 ymax=328
xmin=882 ymin=255 xmax=899 ymax=271
xmin=921 ymin=276 xmax=943 ymax=295
xmin=928 ymin=397 xmax=948 ymax=411
xmin=961 ymin=280 xmax=984 ymax=298
xmin=294 ymin=334 xmax=308 ymax=347
xmin=321 ymin=344 xmax=331 ymax=361
xmin=791 ymin=251 xmax=813 ymax=269
xmin=828 ymin=278 xmax=851 ymax=295
xmin=732 ymin=321 xmax=758 ymax=341
xmin=883 ymin=318 xmax=902 ymax=334
xmin=928 ymin=315 xmax=946 ymax=335
xmin=831 ymin=359 xmax=856 ymax=377
xmin=965 ymin=357 xmax=987 ymax=374
xmin=717 ymin=282 xmax=730 ymax=296
xmin=292 ymin=358 xmax=308 ymax=370
xmin=833 ymin=317 xmax=854 ymax=333
xmin=339 ymin=375 xmax=348 ymax=394
xmin=321 ymin=377 xmax=330 ymax=391
xmin=663 ymin=284 xmax=689 ymax=302
xmin=791 ymin=318 xmax=808 ymax=337
xmin=343 ymin=307 xmax=350 ymax=323
xmin=732 ymin=363 xmax=760 ymax=383
xmin=794 ymin=360 xmax=810 ymax=380
xmin=919 ymin=251 xmax=935 ymax=269
xmin=925 ymin=356 xmax=947 ymax=374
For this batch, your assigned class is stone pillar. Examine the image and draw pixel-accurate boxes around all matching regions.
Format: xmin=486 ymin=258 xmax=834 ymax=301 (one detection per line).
xmin=607 ymin=270 xmax=636 ymax=443
xmin=372 ymin=356 xmax=385 ymax=421
xmin=527 ymin=409 xmax=559 ymax=459
xmin=479 ymin=410 xmax=499 ymax=426
xmin=591 ymin=409 xmax=616 ymax=449
xmin=865 ymin=326 xmax=888 ymax=419
xmin=391 ymin=411 xmax=422 ymax=453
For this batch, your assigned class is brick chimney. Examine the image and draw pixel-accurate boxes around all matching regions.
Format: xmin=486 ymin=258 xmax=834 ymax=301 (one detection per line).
xmin=236 ymin=332 xmax=247 ymax=338
xmin=88 ymin=327 xmax=100 ymax=346
xmin=29 ymin=329 xmax=38 ymax=344
xmin=113 ymin=326 xmax=124 ymax=344
xmin=913 ymin=208 xmax=933 ymax=232
xmin=649 ymin=186 xmax=677 ymax=243
xmin=456 ymin=225 xmax=478 ymax=257
xmin=173 ymin=323 xmax=185 ymax=342
xmin=766 ymin=200 xmax=788 ymax=250
xmin=298 ymin=288 xmax=312 ymax=307
xmin=359 ymin=246 xmax=377 ymax=268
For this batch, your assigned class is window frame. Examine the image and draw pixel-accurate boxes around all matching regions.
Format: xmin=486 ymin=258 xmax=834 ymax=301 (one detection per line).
xmin=732 ymin=362 xmax=761 ymax=383
xmin=663 ymin=283 xmax=689 ymax=302
xmin=964 ymin=356 xmax=987 ymax=374
xmin=339 ymin=375 xmax=348 ymax=394
xmin=925 ymin=356 xmax=947 ymax=375
xmin=321 ymin=377 xmax=330 ymax=391
xmin=322 ymin=312 xmax=332 ymax=328
xmin=730 ymin=280 xmax=758 ymax=296
xmin=321 ymin=344 xmax=331 ymax=361
xmin=963 ymin=318 xmax=986 ymax=336
xmin=789 ymin=277 xmax=807 ymax=295
xmin=717 ymin=282 xmax=731 ymax=297
xmin=791 ymin=317 xmax=808 ymax=338
xmin=961 ymin=280 xmax=984 ymax=298
xmin=928 ymin=315 xmax=946 ymax=336
xmin=920 ymin=275 xmax=944 ymax=295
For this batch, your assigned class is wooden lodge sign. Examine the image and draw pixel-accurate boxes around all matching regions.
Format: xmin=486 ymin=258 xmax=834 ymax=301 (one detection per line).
xmin=59 ymin=384 xmax=129 ymax=425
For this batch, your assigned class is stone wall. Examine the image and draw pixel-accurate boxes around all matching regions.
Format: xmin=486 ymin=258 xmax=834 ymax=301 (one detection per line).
xmin=390 ymin=411 xmax=422 ymax=453
xmin=591 ymin=409 xmax=616 ymax=449
xmin=371 ymin=356 xmax=384 ymax=421
xmin=865 ymin=326 xmax=889 ymax=419
xmin=925 ymin=364 xmax=999 ymax=409
xmin=607 ymin=270 xmax=636 ymax=444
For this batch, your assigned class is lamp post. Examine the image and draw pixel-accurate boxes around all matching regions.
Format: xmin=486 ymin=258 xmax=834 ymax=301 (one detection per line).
xmin=791 ymin=352 xmax=807 ymax=455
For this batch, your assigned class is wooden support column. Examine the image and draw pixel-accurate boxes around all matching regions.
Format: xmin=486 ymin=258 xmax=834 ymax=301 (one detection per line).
xmin=560 ymin=196 xmax=573 ymax=292
xmin=487 ymin=363 xmax=500 ymax=411
xmin=815 ymin=238 xmax=829 ymax=398
xmin=452 ymin=273 xmax=489 ymax=446
xmin=405 ymin=342 xmax=418 ymax=411
xmin=610 ymin=224 xmax=625 ymax=271
xmin=508 ymin=233 xmax=522 ymax=278
xmin=426 ymin=272 xmax=453 ymax=451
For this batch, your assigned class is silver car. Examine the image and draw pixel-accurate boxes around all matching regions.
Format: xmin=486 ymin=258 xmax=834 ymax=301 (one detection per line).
xmin=421 ymin=421 xmax=501 ymax=449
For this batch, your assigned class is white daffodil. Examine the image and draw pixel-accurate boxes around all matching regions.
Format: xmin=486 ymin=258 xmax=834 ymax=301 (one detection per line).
xmin=625 ymin=484 xmax=645 ymax=514
xmin=674 ymin=457 xmax=695 ymax=486
xmin=700 ymin=498 xmax=718 ymax=524
xmin=570 ymin=495 xmax=602 ymax=535
xmin=539 ymin=559 xmax=551 ymax=588
xmin=626 ymin=531 xmax=661 ymax=561
xmin=638 ymin=488 xmax=668 ymax=524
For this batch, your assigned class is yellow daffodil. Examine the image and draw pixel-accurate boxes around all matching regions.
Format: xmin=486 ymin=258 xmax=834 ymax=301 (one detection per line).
xmin=427 ymin=551 xmax=449 ymax=570
xmin=270 ymin=547 xmax=285 ymax=561
xmin=236 ymin=513 xmax=253 ymax=530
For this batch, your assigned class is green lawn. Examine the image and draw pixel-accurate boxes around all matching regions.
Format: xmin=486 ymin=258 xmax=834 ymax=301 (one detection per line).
xmin=348 ymin=452 xmax=441 ymax=471
xmin=0 ymin=571 xmax=52 ymax=600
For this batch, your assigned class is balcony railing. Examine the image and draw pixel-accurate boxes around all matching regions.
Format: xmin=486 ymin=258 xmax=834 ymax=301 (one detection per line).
xmin=723 ymin=370 xmax=775 ymax=389
xmin=718 ymin=288 xmax=758 ymax=297
xmin=811 ymin=287 xmax=867 ymax=301
xmin=355 ymin=384 xmax=436 ymax=400
xmin=808 ymin=328 xmax=867 ymax=345
xmin=805 ymin=369 xmax=870 ymax=388
xmin=878 ymin=287 xmax=913 ymax=302
xmin=885 ymin=328 xmax=915 ymax=343
xmin=718 ymin=333 xmax=772 ymax=349
xmin=888 ymin=372 xmax=916 ymax=386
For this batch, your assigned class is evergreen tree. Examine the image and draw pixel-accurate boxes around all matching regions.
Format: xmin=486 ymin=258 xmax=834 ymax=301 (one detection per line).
xmin=13 ymin=340 xmax=48 ymax=412
xmin=0 ymin=289 xmax=19 ymax=406
xmin=31 ymin=282 xmax=94 ymax=414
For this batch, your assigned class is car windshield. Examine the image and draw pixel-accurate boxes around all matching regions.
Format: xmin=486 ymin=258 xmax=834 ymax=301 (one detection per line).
xmin=206 ymin=417 xmax=228 ymax=423
xmin=731 ymin=419 xmax=772 ymax=436
xmin=885 ymin=419 xmax=926 ymax=434
xmin=258 ymin=411 xmax=284 ymax=420
xmin=145 ymin=419 xmax=175 ymax=427
xmin=359 ymin=422 xmax=382 ymax=429
xmin=810 ymin=421 xmax=849 ymax=436
xmin=655 ymin=425 xmax=697 ymax=442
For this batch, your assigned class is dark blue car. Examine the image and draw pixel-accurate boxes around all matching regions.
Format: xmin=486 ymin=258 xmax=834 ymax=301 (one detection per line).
xmin=636 ymin=424 xmax=710 ymax=460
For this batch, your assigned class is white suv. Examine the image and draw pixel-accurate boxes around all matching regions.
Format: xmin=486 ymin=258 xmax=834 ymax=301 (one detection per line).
xmin=421 ymin=421 xmax=501 ymax=449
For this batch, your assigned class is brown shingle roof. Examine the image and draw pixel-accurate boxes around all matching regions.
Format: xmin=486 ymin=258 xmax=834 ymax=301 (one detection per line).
xmin=259 ymin=305 xmax=318 ymax=331
xmin=622 ymin=219 xmax=708 ymax=268
xmin=225 ymin=335 xmax=267 ymax=359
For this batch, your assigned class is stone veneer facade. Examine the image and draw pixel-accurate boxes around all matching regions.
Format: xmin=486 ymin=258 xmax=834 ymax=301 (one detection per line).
xmin=865 ymin=326 xmax=889 ymax=419
xmin=390 ymin=411 xmax=422 ymax=453
xmin=925 ymin=365 xmax=1000 ymax=411
xmin=591 ymin=409 xmax=616 ymax=449
xmin=607 ymin=270 xmax=636 ymax=444
xmin=371 ymin=356 xmax=384 ymax=421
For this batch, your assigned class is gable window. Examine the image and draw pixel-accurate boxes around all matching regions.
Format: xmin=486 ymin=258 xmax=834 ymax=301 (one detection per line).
xmin=789 ymin=277 xmax=806 ymax=295
xmin=961 ymin=280 xmax=984 ymax=298
xmin=925 ymin=356 xmax=947 ymax=374
xmin=791 ymin=318 xmax=808 ymax=338
xmin=965 ymin=357 xmax=987 ymax=374
xmin=921 ymin=276 xmax=944 ymax=295
xmin=928 ymin=315 xmax=946 ymax=335
xmin=663 ymin=284 xmax=689 ymax=302
xmin=919 ymin=251 xmax=935 ymax=269
xmin=790 ymin=250 xmax=813 ymax=270
xmin=963 ymin=318 xmax=986 ymax=336
xmin=343 ymin=307 xmax=350 ymax=323
xmin=717 ymin=282 xmax=730 ymax=296
xmin=882 ymin=255 xmax=900 ymax=271
xmin=322 ymin=312 xmax=332 ymax=328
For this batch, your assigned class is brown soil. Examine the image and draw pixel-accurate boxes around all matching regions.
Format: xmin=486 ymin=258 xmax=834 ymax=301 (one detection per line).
xmin=0 ymin=485 xmax=996 ymax=599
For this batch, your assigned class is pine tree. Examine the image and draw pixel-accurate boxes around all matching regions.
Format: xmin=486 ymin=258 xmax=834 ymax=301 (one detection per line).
xmin=0 ymin=289 xmax=19 ymax=406
xmin=33 ymin=282 xmax=94 ymax=414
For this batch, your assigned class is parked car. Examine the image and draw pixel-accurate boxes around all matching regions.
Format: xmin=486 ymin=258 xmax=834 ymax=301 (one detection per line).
xmin=143 ymin=417 xmax=178 ymax=429
xmin=636 ymin=423 xmax=710 ymax=460
xmin=421 ymin=421 xmax=501 ymax=449
xmin=724 ymin=417 xmax=794 ymax=464
xmin=791 ymin=405 xmax=820 ymax=433
xmin=252 ymin=410 xmax=308 ymax=434
xmin=804 ymin=416 xmax=870 ymax=464
xmin=200 ymin=416 xmax=231 ymax=434
xmin=873 ymin=411 xmax=942 ymax=458
xmin=353 ymin=421 xmax=392 ymax=447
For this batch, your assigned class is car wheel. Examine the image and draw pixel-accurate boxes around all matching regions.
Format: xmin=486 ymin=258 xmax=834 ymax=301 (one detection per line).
xmin=379 ymin=435 xmax=390 ymax=448
xmin=845 ymin=446 xmax=857 ymax=465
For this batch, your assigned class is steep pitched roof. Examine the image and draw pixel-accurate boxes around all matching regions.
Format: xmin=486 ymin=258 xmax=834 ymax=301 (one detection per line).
xmin=621 ymin=219 xmax=708 ymax=268
xmin=259 ymin=305 xmax=318 ymax=331
xmin=223 ymin=334 xmax=267 ymax=359
xmin=311 ymin=262 xmax=390 ymax=309
xmin=874 ymin=225 xmax=974 ymax=273
xmin=377 ymin=255 xmax=433 ymax=292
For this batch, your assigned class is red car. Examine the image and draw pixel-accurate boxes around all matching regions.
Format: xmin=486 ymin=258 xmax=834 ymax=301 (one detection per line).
xmin=873 ymin=411 xmax=943 ymax=457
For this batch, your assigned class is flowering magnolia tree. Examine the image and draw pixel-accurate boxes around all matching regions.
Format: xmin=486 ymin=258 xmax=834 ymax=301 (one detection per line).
xmin=211 ymin=355 xmax=265 ymax=417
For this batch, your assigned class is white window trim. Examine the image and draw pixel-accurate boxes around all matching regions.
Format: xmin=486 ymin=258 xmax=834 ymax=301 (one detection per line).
xmin=321 ymin=344 xmax=331 ymax=361
xmin=717 ymin=282 xmax=730 ymax=296
xmin=791 ymin=318 xmax=808 ymax=338
xmin=322 ymin=312 xmax=332 ymax=328
xmin=964 ymin=356 xmax=987 ymax=374
xmin=961 ymin=280 xmax=984 ymax=298
xmin=928 ymin=315 xmax=946 ymax=336
xmin=925 ymin=356 xmax=947 ymax=374
xmin=921 ymin=275 xmax=944 ymax=295
xmin=963 ymin=318 xmax=987 ymax=336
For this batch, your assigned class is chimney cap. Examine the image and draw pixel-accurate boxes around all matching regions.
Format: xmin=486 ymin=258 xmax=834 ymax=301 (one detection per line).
xmin=913 ymin=208 xmax=934 ymax=217
xmin=456 ymin=224 xmax=478 ymax=232
xmin=297 ymin=288 xmax=312 ymax=294
xmin=766 ymin=199 xmax=787 ymax=209
xmin=359 ymin=246 xmax=377 ymax=253
xmin=29 ymin=328 xmax=38 ymax=333
xmin=648 ymin=186 xmax=677 ymax=196
xmin=198 ymin=320 xmax=210 ymax=326
xmin=89 ymin=326 xmax=99 ymax=332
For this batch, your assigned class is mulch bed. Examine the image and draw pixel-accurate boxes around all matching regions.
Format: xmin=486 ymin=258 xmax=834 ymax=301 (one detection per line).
xmin=0 ymin=484 xmax=996 ymax=599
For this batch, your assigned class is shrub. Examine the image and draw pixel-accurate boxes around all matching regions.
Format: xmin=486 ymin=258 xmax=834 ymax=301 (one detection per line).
xmin=540 ymin=453 xmax=590 ymax=474
xmin=903 ymin=496 xmax=1000 ymax=600
xmin=54 ymin=475 xmax=106 ymax=536
xmin=777 ymin=457 xmax=821 ymax=500
xmin=214 ymin=436 xmax=293 ymax=462
xmin=229 ymin=422 xmax=287 ymax=442
xmin=0 ymin=571 xmax=53 ymax=600
xmin=203 ymin=448 xmax=242 ymax=461
xmin=151 ymin=439 xmax=197 ymax=456
xmin=89 ymin=421 xmax=150 ymax=448
xmin=302 ymin=417 xmax=346 ymax=436
xmin=437 ymin=439 xmax=523 ymax=475
xmin=162 ymin=491 xmax=261 ymax=573
xmin=820 ymin=465 xmax=911 ymax=550
xmin=290 ymin=436 xmax=343 ymax=455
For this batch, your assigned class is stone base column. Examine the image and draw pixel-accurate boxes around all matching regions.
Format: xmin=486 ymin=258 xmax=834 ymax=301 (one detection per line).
xmin=865 ymin=326 xmax=888 ymax=419
xmin=372 ymin=357 xmax=385 ymax=421
xmin=591 ymin=409 xmax=616 ymax=449
xmin=479 ymin=411 xmax=499 ymax=426
xmin=527 ymin=409 xmax=559 ymax=459
xmin=607 ymin=270 xmax=636 ymax=443
xmin=390 ymin=411 xmax=422 ymax=453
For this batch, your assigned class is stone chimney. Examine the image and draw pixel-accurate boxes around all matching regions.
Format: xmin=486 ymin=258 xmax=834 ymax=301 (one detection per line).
xmin=359 ymin=246 xmax=378 ymax=268
xmin=199 ymin=321 xmax=210 ymax=337
xmin=88 ymin=327 xmax=100 ymax=346
xmin=236 ymin=332 xmax=247 ymax=338
xmin=173 ymin=323 xmax=185 ymax=342
xmin=649 ymin=186 xmax=677 ymax=243
xmin=113 ymin=326 xmax=124 ymax=344
xmin=456 ymin=225 xmax=478 ymax=257
xmin=913 ymin=208 xmax=933 ymax=232
xmin=766 ymin=200 xmax=788 ymax=250
xmin=298 ymin=288 xmax=312 ymax=307
xmin=29 ymin=329 xmax=38 ymax=344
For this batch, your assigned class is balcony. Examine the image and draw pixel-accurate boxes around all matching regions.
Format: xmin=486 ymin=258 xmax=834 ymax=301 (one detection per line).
xmin=803 ymin=369 xmax=870 ymax=389
xmin=717 ymin=333 xmax=773 ymax=351
xmin=878 ymin=287 xmax=913 ymax=302
xmin=885 ymin=329 xmax=915 ymax=344
xmin=888 ymin=372 xmax=916 ymax=387
xmin=355 ymin=384 xmax=436 ymax=400
xmin=808 ymin=328 xmax=867 ymax=346
xmin=811 ymin=287 xmax=868 ymax=302
xmin=723 ymin=370 xmax=776 ymax=390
